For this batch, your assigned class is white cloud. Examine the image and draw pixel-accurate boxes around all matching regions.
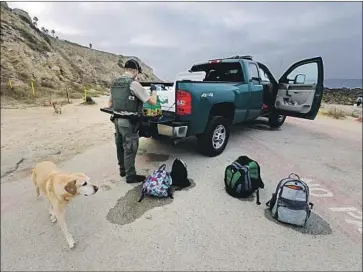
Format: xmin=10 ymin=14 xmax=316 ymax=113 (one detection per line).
xmin=8 ymin=2 xmax=82 ymax=36
xmin=129 ymin=34 xmax=175 ymax=48
xmin=5 ymin=1 xmax=362 ymax=80
xmin=7 ymin=1 xmax=47 ymax=16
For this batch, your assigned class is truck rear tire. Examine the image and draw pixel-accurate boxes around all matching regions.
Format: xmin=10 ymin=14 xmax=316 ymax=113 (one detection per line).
xmin=197 ymin=116 xmax=230 ymax=157
xmin=268 ymin=113 xmax=286 ymax=128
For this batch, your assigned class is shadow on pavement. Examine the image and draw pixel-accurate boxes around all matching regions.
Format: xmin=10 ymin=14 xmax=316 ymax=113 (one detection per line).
xmin=106 ymin=179 xmax=196 ymax=226
xmin=232 ymin=118 xmax=285 ymax=132
xmin=263 ymin=209 xmax=333 ymax=235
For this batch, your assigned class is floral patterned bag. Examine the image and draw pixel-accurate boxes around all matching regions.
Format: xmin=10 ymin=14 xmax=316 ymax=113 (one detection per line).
xmin=138 ymin=164 xmax=173 ymax=202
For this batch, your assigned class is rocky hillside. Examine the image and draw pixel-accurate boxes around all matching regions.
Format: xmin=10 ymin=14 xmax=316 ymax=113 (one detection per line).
xmin=0 ymin=2 xmax=160 ymax=106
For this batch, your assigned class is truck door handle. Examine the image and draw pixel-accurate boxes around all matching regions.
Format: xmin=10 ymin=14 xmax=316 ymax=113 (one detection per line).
xmin=285 ymin=84 xmax=291 ymax=97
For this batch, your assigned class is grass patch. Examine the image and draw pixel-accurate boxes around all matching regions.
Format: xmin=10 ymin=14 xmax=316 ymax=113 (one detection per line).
xmin=320 ymin=107 xmax=347 ymax=119
xmin=350 ymin=110 xmax=361 ymax=118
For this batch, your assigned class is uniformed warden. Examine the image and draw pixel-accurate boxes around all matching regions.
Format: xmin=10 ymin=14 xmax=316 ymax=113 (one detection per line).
xmin=108 ymin=59 xmax=158 ymax=183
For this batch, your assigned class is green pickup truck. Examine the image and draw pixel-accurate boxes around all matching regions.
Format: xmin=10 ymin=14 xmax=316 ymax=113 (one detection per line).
xmin=141 ymin=55 xmax=324 ymax=157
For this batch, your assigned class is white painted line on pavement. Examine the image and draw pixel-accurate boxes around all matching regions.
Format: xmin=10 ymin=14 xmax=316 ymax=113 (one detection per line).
xmin=302 ymin=178 xmax=362 ymax=235
xmin=303 ymin=178 xmax=334 ymax=198
xmin=330 ymin=207 xmax=362 ymax=234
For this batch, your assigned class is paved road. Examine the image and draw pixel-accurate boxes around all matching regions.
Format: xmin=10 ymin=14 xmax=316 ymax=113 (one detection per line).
xmin=1 ymin=116 xmax=362 ymax=271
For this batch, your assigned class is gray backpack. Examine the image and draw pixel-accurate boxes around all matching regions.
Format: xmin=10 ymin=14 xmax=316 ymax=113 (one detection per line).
xmin=266 ymin=173 xmax=314 ymax=227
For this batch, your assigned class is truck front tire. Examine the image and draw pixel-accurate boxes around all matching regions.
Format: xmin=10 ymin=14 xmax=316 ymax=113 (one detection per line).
xmin=268 ymin=113 xmax=286 ymax=128
xmin=197 ymin=116 xmax=230 ymax=157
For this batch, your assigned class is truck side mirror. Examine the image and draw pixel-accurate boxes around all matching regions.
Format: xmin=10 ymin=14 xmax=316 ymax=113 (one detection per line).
xmin=294 ymin=74 xmax=306 ymax=84
xmin=250 ymin=77 xmax=261 ymax=84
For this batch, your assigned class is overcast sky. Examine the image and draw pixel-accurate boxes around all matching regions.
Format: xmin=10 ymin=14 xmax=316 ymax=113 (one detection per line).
xmin=8 ymin=1 xmax=362 ymax=81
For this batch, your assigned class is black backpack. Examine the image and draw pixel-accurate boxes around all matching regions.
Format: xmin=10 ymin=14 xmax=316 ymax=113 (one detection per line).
xmin=224 ymin=156 xmax=264 ymax=205
xmin=170 ymin=158 xmax=190 ymax=190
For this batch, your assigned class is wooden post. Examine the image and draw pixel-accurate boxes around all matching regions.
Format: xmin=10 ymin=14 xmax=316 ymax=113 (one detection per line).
xmin=65 ymin=87 xmax=70 ymax=104
xmin=84 ymin=87 xmax=87 ymax=102
xmin=31 ymin=80 xmax=35 ymax=95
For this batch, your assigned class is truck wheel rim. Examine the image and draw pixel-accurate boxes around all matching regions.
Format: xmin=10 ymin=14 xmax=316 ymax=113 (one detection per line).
xmin=212 ymin=125 xmax=226 ymax=149
xmin=277 ymin=115 xmax=284 ymax=123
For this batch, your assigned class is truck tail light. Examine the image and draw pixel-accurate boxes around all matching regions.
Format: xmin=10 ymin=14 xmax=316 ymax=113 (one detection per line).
xmin=176 ymin=90 xmax=192 ymax=115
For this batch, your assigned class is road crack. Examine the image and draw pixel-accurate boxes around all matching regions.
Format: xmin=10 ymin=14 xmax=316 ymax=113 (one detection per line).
xmin=1 ymin=158 xmax=25 ymax=178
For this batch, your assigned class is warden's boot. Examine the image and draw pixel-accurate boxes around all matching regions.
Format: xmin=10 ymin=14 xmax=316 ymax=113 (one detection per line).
xmin=126 ymin=175 xmax=146 ymax=184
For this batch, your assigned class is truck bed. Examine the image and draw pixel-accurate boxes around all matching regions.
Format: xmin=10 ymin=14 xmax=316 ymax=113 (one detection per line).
xmin=140 ymin=81 xmax=175 ymax=113
xmin=139 ymin=72 xmax=206 ymax=114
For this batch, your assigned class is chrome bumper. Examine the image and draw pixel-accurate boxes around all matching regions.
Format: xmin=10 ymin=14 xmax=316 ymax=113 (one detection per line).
xmin=157 ymin=124 xmax=188 ymax=138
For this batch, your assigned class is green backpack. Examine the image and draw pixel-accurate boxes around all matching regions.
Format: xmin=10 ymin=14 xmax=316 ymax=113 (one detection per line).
xmin=224 ymin=156 xmax=264 ymax=205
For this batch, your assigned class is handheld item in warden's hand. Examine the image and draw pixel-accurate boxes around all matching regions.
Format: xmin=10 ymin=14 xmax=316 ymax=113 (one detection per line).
xmin=142 ymin=84 xmax=162 ymax=117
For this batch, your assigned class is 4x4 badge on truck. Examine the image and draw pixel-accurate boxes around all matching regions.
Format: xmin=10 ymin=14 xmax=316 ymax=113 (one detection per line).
xmin=201 ymin=92 xmax=214 ymax=98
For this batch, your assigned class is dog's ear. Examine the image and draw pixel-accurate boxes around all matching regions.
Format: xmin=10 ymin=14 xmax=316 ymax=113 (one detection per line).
xmin=64 ymin=180 xmax=77 ymax=195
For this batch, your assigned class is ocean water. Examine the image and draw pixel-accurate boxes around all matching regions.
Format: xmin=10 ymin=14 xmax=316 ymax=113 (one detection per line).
xmin=324 ymin=79 xmax=362 ymax=89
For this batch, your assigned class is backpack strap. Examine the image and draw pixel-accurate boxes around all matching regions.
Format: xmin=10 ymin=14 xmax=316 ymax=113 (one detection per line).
xmin=232 ymin=161 xmax=252 ymax=192
xmin=289 ymin=173 xmax=300 ymax=180
xmin=266 ymin=193 xmax=276 ymax=209
xmin=232 ymin=161 xmax=244 ymax=169
xmin=225 ymin=164 xmax=240 ymax=189
xmin=138 ymin=192 xmax=146 ymax=202
xmin=256 ymin=189 xmax=261 ymax=205
xmin=158 ymin=164 xmax=167 ymax=171
xmin=251 ymin=160 xmax=264 ymax=189
xmin=167 ymin=187 xmax=174 ymax=199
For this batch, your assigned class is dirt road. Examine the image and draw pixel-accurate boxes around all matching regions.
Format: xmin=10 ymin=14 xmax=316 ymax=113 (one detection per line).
xmin=1 ymin=96 xmax=114 ymax=182
xmin=1 ymin=98 xmax=362 ymax=271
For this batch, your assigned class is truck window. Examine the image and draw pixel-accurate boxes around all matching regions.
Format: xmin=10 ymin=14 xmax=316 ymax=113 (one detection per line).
xmin=190 ymin=62 xmax=245 ymax=83
xmin=248 ymin=63 xmax=260 ymax=81
xmin=259 ymin=67 xmax=270 ymax=83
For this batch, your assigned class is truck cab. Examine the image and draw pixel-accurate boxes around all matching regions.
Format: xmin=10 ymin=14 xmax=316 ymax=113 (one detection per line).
xmin=141 ymin=55 xmax=325 ymax=157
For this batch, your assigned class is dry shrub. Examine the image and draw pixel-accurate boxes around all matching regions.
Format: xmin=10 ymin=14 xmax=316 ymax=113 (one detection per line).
xmin=320 ymin=107 xmax=346 ymax=119
xmin=350 ymin=109 xmax=361 ymax=118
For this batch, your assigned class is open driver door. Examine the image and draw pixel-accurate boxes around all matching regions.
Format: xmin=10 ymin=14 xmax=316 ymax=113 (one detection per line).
xmin=274 ymin=57 xmax=324 ymax=120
